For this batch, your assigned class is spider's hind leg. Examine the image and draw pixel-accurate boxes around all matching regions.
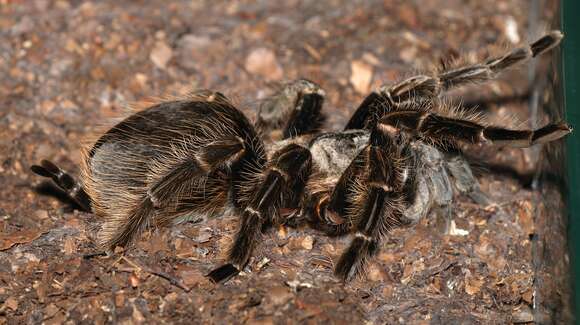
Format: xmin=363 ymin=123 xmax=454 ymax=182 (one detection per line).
xmin=101 ymin=137 xmax=247 ymax=250
xmin=256 ymin=79 xmax=326 ymax=139
xmin=30 ymin=160 xmax=92 ymax=212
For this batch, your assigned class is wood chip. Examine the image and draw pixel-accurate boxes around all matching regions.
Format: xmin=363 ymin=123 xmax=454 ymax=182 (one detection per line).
xmin=150 ymin=41 xmax=173 ymax=70
xmin=301 ymin=235 xmax=314 ymax=250
xmin=464 ymin=276 xmax=485 ymax=295
xmin=4 ymin=296 xmax=18 ymax=311
xmin=0 ymin=229 xmax=45 ymax=251
xmin=268 ymin=286 xmax=293 ymax=306
xmin=350 ymin=60 xmax=373 ymax=94
xmin=245 ymin=48 xmax=283 ymax=80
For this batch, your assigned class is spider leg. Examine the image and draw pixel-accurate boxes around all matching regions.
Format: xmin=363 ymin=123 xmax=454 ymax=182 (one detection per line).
xmin=334 ymin=127 xmax=407 ymax=281
xmin=256 ymin=79 xmax=326 ymax=139
xmin=424 ymin=156 xmax=454 ymax=234
xmin=30 ymin=160 xmax=91 ymax=212
xmin=304 ymin=190 xmax=353 ymax=236
xmin=401 ymin=142 xmax=456 ymax=233
xmin=283 ymin=90 xmax=325 ymax=139
xmin=101 ymin=138 xmax=247 ymax=250
xmin=445 ymin=155 xmax=492 ymax=206
xmin=303 ymin=146 xmax=375 ymax=237
xmin=147 ymin=138 xmax=245 ymax=204
xmin=208 ymin=143 xmax=312 ymax=283
xmin=344 ymin=92 xmax=390 ymax=130
xmin=445 ymin=154 xmax=513 ymax=221
xmin=312 ymin=149 xmax=367 ymax=236
xmin=378 ymin=109 xmax=571 ymax=147
xmin=344 ymin=31 xmax=563 ymax=130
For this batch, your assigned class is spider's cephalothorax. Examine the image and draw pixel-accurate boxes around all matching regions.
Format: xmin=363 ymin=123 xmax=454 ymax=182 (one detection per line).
xmin=32 ymin=31 xmax=572 ymax=283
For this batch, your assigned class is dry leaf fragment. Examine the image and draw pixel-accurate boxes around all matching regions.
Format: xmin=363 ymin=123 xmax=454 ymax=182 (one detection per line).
xmin=268 ymin=286 xmax=293 ymax=306
xmin=401 ymin=263 xmax=414 ymax=285
xmin=129 ymin=273 xmax=140 ymax=288
xmin=195 ymin=228 xmax=213 ymax=243
xmin=115 ymin=293 xmax=126 ymax=308
xmin=0 ymin=229 xmax=45 ymax=251
xmin=301 ymin=235 xmax=314 ymax=250
xmin=397 ymin=3 xmax=418 ymax=28
xmin=132 ymin=305 xmax=146 ymax=323
xmin=517 ymin=201 xmax=534 ymax=235
xmin=4 ymin=297 xmax=18 ymax=311
xmin=504 ymin=16 xmax=520 ymax=44
xmin=179 ymin=270 xmax=205 ymax=287
xmin=43 ymin=303 xmax=60 ymax=319
xmin=164 ymin=292 xmax=179 ymax=303
xmin=382 ymin=286 xmax=394 ymax=298
xmin=63 ymin=237 xmax=76 ymax=255
xmin=465 ymin=276 xmax=485 ymax=295
xmin=245 ymin=48 xmax=283 ymax=80
xmin=256 ymin=257 xmax=270 ymax=270
xmin=448 ymin=220 xmax=469 ymax=236
xmin=521 ymin=288 xmax=533 ymax=304
xmin=350 ymin=60 xmax=373 ymax=94
xmin=294 ymin=298 xmax=323 ymax=318
xmin=399 ymin=46 xmax=418 ymax=63
xmin=150 ymin=41 xmax=173 ymax=70
xmin=277 ymin=226 xmax=288 ymax=239
xmin=35 ymin=210 xmax=49 ymax=220
xmin=285 ymin=279 xmax=313 ymax=292
xmin=367 ymin=263 xmax=385 ymax=282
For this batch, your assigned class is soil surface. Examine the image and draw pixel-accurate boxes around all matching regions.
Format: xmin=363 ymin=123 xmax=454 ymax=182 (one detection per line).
xmin=0 ymin=1 xmax=569 ymax=324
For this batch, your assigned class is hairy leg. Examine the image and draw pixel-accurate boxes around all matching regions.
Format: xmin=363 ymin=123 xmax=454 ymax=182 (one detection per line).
xmin=344 ymin=31 xmax=564 ymax=130
xmin=445 ymin=155 xmax=492 ymax=206
xmin=103 ymin=138 xmax=247 ymax=250
xmin=378 ymin=107 xmax=571 ymax=147
xmin=256 ymin=79 xmax=326 ymax=139
xmin=333 ymin=127 xmax=409 ymax=281
xmin=207 ymin=143 xmax=312 ymax=283
xmin=31 ymin=160 xmax=92 ymax=212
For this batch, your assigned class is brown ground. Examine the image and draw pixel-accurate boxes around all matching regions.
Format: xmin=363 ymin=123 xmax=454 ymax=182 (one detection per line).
xmin=0 ymin=1 xmax=570 ymax=324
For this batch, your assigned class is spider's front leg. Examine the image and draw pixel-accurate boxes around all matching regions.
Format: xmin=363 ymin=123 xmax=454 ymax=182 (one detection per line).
xmin=256 ymin=79 xmax=326 ymax=139
xmin=307 ymin=148 xmax=367 ymax=236
xmin=344 ymin=31 xmax=563 ymax=130
xmin=378 ymin=107 xmax=571 ymax=147
xmin=331 ymin=127 xmax=410 ymax=281
xmin=444 ymin=154 xmax=493 ymax=207
xmin=207 ymin=143 xmax=312 ymax=283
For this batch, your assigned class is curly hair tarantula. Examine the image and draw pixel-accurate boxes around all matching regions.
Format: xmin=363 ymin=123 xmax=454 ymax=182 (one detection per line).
xmin=31 ymin=31 xmax=571 ymax=283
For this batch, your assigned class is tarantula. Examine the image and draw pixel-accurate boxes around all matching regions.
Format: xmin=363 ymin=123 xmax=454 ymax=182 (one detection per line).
xmin=31 ymin=31 xmax=571 ymax=283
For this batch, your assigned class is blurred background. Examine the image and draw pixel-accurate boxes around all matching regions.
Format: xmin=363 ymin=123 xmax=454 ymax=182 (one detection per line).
xmin=0 ymin=0 xmax=573 ymax=323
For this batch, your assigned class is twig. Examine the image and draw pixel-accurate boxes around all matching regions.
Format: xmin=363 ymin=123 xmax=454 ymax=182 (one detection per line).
xmin=83 ymin=251 xmax=107 ymax=259
xmin=120 ymin=256 xmax=190 ymax=292
xmin=146 ymin=269 xmax=191 ymax=292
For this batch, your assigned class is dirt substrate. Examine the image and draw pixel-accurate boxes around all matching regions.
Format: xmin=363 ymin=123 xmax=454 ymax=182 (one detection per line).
xmin=0 ymin=1 xmax=571 ymax=324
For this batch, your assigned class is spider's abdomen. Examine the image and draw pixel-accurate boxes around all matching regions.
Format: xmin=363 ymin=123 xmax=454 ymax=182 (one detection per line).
xmin=82 ymin=95 xmax=266 ymax=248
